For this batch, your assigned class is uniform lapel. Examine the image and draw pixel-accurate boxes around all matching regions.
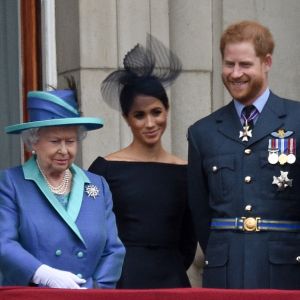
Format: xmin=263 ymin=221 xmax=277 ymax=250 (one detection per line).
xmin=23 ymin=157 xmax=87 ymax=245
xmin=216 ymin=93 xmax=286 ymax=147
xmin=246 ymin=93 xmax=285 ymax=146
xmin=216 ymin=101 xmax=246 ymax=145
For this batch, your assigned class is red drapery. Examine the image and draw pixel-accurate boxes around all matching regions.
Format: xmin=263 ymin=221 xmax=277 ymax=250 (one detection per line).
xmin=21 ymin=0 xmax=41 ymax=161
xmin=1 ymin=287 xmax=300 ymax=300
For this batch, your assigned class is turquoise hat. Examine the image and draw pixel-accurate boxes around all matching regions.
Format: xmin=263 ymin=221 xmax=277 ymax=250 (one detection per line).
xmin=5 ymin=90 xmax=103 ymax=134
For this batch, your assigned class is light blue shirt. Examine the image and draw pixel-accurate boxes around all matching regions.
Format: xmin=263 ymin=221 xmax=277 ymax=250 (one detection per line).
xmin=234 ymin=88 xmax=270 ymax=125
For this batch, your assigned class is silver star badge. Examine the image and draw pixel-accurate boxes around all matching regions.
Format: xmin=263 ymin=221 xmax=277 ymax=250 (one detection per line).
xmin=239 ymin=125 xmax=252 ymax=142
xmin=85 ymin=184 xmax=100 ymax=199
xmin=272 ymin=171 xmax=293 ymax=191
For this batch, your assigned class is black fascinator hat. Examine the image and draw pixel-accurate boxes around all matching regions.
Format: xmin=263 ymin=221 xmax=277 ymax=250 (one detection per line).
xmin=101 ymin=34 xmax=182 ymax=115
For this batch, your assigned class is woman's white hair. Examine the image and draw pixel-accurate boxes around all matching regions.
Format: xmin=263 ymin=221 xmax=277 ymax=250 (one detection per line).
xmin=21 ymin=126 xmax=87 ymax=151
xmin=21 ymin=128 xmax=39 ymax=151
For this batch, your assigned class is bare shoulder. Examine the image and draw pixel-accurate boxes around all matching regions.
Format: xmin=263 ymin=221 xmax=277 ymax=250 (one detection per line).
xmin=105 ymin=151 xmax=123 ymax=161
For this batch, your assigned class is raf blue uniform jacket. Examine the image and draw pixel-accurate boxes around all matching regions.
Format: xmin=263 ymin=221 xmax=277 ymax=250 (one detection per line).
xmin=188 ymin=92 xmax=300 ymax=289
xmin=0 ymin=157 xmax=125 ymax=288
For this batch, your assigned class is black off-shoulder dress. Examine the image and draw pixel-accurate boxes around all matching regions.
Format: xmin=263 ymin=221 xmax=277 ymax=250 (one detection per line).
xmin=89 ymin=157 xmax=196 ymax=289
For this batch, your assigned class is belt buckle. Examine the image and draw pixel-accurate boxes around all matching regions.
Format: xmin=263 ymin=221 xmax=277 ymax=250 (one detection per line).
xmin=241 ymin=217 xmax=261 ymax=232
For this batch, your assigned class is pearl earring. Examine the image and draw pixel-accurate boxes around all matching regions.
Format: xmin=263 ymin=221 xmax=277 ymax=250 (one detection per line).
xmin=32 ymin=150 xmax=36 ymax=155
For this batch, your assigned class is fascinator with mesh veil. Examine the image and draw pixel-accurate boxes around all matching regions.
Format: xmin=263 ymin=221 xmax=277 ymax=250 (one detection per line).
xmin=101 ymin=34 xmax=182 ymax=111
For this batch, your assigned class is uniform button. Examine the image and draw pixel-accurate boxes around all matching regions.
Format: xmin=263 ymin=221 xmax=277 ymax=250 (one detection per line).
xmin=244 ymin=148 xmax=252 ymax=155
xmin=296 ymin=256 xmax=300 ymax=263
xmin=77 ymin=273 xmax=83 ymax=278
xmin=77 ymin=251 xmax=84 ymax=258
xmin=212 ymin=166 xmax=218 ymax=172
xmin=245 ymin=205 xmax=252 ymax=211
xmin=244 ymin=176 xmax=252 ymax=183
xmin=55 ymin=249 xmax=62 ymax=256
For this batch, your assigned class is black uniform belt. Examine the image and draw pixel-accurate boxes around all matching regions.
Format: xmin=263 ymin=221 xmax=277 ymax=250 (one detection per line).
xmin=211 ymin=217 xmax=300 ymax=232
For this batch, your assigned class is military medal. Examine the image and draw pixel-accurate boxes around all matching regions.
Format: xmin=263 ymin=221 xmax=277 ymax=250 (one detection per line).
xmin=287 ymin=138 xmax=296 ymax=164
xmin=278 ymin=153 xmax=287 ymax=165
xmin=287 ymin=153 xmax=296 ymax=164
xmin=239 ymin=124 xmax=252 ymax=142
xmin=270 ymin=130 xmax=296 ymax=190
xmin=269 ymin=129 xmax=296 ymax=166
xmin=239 ymin=107 xmax=258 ymax=142
xmin=279 ymin=138 xmax=287 ymax=165
xmin=272 ymin=171 xmax=293 ymax=191
xmin=268 ymin=151 xmax=278 ymax=164
xmin=268 ymin=139 xmax=279 ymax=164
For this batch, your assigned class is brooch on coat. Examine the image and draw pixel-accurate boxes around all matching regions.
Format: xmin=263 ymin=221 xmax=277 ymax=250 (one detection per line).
xmin=85 ymin=184 xmax=100 ymax=199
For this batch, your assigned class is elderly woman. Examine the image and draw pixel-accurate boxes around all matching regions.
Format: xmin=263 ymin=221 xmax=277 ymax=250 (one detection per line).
xmin=0 ymin=88 xmax=125 ymax=289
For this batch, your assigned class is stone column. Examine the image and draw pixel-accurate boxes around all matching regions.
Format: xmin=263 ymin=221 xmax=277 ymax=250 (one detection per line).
xmin=169 ymin=0 xmax=212 ymax=159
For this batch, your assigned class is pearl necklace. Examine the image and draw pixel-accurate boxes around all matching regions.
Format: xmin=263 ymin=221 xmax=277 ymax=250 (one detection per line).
xmin=36 ymin=160 xmax=71 ymax=195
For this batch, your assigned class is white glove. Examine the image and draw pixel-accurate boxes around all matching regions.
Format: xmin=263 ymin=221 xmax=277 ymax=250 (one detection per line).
xmin=32 ymin=264 xmax=86 ymax=289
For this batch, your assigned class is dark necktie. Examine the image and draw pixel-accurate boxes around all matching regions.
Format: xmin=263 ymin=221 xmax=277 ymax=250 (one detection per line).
xmin=242 ymin=105 xmax=258 ymax=129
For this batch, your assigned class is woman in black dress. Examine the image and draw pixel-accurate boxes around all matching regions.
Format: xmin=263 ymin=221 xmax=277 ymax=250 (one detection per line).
xmin=89 ymin=35 xmax=196 ymax=289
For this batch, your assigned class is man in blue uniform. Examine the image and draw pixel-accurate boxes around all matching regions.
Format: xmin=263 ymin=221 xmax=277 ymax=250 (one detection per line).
xmin=188 ymin=20 xmax=300 ymax=289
